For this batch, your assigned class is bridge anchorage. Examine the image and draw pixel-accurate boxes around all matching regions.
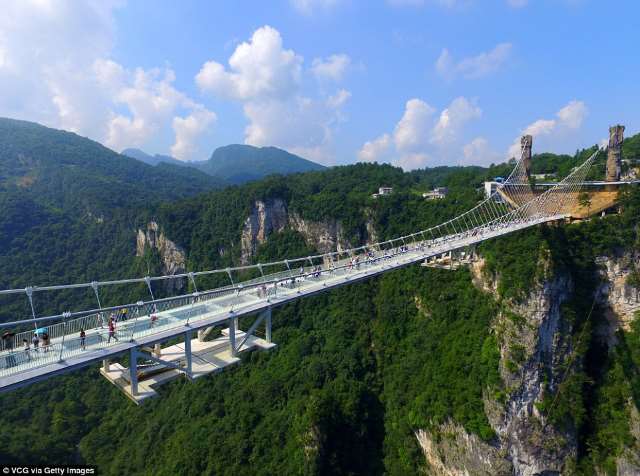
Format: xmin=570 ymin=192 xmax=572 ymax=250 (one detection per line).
xmin=0 ymin=128 xmax=636 ymax=403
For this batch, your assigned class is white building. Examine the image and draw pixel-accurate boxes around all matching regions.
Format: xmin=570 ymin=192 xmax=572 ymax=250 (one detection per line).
xmin=372 ymin=186 xmax=393 ymax=198
xmin=422 ymin=187 xmax=448 ymax=200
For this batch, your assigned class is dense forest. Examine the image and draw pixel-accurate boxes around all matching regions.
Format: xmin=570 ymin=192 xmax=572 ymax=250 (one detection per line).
xmin=1 ymin=119 xmax=640 ymax=474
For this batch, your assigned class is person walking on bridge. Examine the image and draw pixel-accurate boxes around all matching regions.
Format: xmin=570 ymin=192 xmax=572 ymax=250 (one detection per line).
xmin=31 ymin=333 xmax=39 ymax=353
xmin=80 ymin=328 xmax=86 ymax=350
xmin=107 ymin=317 xmax=118 ymax=344
xmin=23 ymin=338 xmax=31 ymax=361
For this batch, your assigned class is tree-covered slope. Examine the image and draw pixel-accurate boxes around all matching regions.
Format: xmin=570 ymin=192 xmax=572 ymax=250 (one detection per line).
xmin=194 ymin=144 xmax=325 ymax=184
xmin=0 ymin=117 xmax=224 ymax=216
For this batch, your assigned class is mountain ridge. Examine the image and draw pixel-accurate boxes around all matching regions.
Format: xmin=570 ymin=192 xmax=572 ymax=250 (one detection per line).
xmin=123 ymin=143 xmax=326 ymax=185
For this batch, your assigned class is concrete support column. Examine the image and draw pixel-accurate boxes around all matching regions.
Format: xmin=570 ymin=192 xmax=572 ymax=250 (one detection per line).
xmin=154 ymin=343 xmax=161 ymax=358
xmin=184 ymin=331 xmax=192 ymax=377
xmin=102 ymin=359 xmax=110 ymax=372
xmin=229 ymin=316 xmax=237 ymax=357
xmin=265 ymin=308 xmax=272 ymax=344
xmin=129 ymin=348 xmax=138 ymax=397
xmin=197 ymin=329 xmax=205 ymax=342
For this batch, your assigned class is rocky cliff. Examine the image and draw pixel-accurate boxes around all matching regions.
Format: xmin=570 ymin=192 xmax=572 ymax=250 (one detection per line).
xmin=417 ymin=247 xmax=640 ymax=475
xmin=239 ymin=198 xmax=377 ymax=264
xmin=136 ymin=221 xmax=186 ymax=293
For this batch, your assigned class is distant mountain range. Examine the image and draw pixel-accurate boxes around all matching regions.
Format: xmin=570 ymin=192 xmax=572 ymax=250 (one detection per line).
xmin=0 ymin=118 xmax=225 ymax=216
xmin=122 ymin=144 xmax=325 ymax=185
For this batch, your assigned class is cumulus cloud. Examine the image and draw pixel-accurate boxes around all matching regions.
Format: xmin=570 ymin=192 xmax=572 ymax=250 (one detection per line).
xmin=357 ymin=96 xmax=482 ymax=170
xmin=507 ymin=100 xmax=588 ymax=158
xmin=312 ymin=54 xmax=351 ymax=82
xmin=462 ymin=137 xmax=500 ymax=165
xmin=436 ymin=43 xmax=512 ymax=80
xmin=171 ymin=107 xmax=217 ymax=161
xmin=0 ymin=0 xmax=215 ymax=161
xmin=357 ymin=134 xmax=392 ymax=162
xmin=197 ymin=25 xmax=350 ymax=165
xmin=196 ymin=26 xmax=302 ymax=101
xmin=430 ymin=97 xmax=482 ymax=145
xmin=393 ymin=99 xmax=436 ymax=152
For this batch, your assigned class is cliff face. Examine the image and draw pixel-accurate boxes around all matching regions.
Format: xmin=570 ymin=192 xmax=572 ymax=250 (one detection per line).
xmin=240 ymin=198 xmax=377 ymax=264
xmin=136 ymin=221 xmax=186 ymax=293
xmin=417 ymin=248 xmax=640 ymax=476
xmin=596 ymin=253 xmax=640 ymax=339
xmin=240 ymin=199 xmax=289 ymax=264
xmin=487 ymin=272 xmax=576 ymax=476
xmin=415 ymin=422 xmax=511 ymax=476
xmin=417 ymin=258 xmax=576 ymax=475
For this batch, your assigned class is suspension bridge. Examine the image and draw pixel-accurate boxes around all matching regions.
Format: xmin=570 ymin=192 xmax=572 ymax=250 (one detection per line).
xmin=0 ymin=134 xmax=629 ymax=402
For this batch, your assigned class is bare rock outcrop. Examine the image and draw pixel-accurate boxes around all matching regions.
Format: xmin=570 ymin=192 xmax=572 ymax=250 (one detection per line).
xmin=136 ymin=221 xmax=186 ymax=293
xmin=239 ymin=198 xmax=377 ymax=264
xmin=416 ymin=422 xmax=511 ymax=475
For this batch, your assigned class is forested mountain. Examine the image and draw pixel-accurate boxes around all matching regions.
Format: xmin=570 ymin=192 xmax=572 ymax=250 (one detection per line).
xmin=122 ymin=143 xmax=326 ymax=185
xmin=0 ymin=118 xmax=224 ymax=215
xmin=194 ymin=144 xmax=325 ymax=184
xmin=1 ymin=123 xmax=640 ymax=474
xmin=121 ymin=148 xmax=187 ymax=168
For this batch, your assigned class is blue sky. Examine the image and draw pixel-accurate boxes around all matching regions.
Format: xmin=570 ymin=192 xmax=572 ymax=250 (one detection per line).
xmin=1 ymin=1 xmax=638 ymax=168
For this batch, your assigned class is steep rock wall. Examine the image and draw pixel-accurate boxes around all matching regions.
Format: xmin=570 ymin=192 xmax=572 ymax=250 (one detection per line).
xmin=419 ymin=260 xmax=578 ymax=476
xmin=136 ymin=221 xmax=186 ymax=293
xmin=239 ymin=199 xmax=377 ymax=264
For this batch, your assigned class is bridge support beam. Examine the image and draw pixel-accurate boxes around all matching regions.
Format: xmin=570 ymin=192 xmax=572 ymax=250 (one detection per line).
xmin=184 ymin=330 xmax=192 ymax=378
xmin=265 ymin=309 xmax=272 ymax=344
xmin=228 ymin=316 xmax=237 ymax=357
xmin=129 ymin=348 xmax=138 ymax=397
xmin=102 ymin=359 xmax=110 ymax=372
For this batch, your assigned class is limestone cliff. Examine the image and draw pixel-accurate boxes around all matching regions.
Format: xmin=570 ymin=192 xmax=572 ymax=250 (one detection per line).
xmin=418 ymin=256 xmax=576 ymax=475
xmin=596 ymin=253 xmax=640 ymax=338
xmin=239 ymin=198 xmax=377 ymax=264
xmin=136 ymin=221 xmax=186 ymax=293
xmin=417 ymin=249 xmax=640 ymax=475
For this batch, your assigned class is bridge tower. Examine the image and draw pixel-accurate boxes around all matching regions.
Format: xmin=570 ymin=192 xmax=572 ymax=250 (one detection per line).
xmin=606 ymin=125 xmax=625 ymax=182
xmin=521 ymin=135 xmax=533 ymax=179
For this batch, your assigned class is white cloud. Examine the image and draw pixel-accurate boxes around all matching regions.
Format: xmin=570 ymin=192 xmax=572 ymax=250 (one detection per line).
xmin=393 ymin=99 xmax=436 ymax=151
xmin=312 ymin=54 xmax=351 ymax=82
xmin=396 ymin=152 xmax=431 ymax=170
xmin=327 ymin=89 xmax=351 ymax=109
xmin=290 ymin=0 xmax=340 ymax=14
xmin=196 ymin=26 xmax=302 ymax=101
xmin=197 ymin=26 xmax=350 ymax=165
xmin=171 ymin=107 xmax=217 ymax=161
xmin=430 ymin=96 xmax=481 ymax=145
xmin=0 ymin=1 xmax=215 ymax=161
xmin=358 ymin=96 xmax=482 ymax=170
xmin=357 ymin=134 xmax=391 ymax=162
xmin=462 ymin=137 xmax=500 ymax=165
xmin=557 ymin=100 xmax=588 ymax=129
xmin=507 ymin=100 xmax=588 ymax=158
xmin=436 ymin=43 xmax=512 ymax=80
